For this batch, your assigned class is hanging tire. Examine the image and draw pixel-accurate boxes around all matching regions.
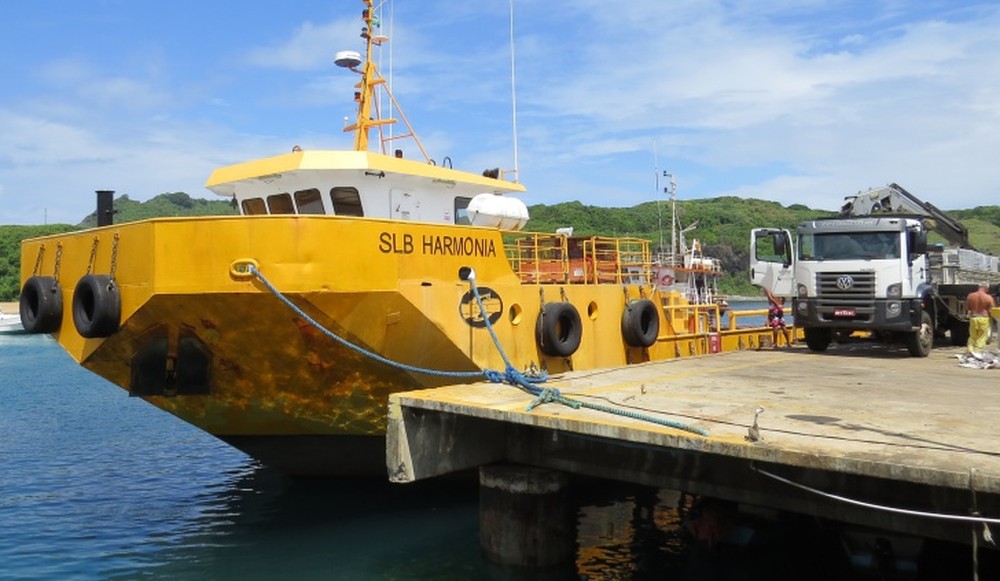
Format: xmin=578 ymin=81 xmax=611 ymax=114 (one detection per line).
xmin=19 ymin=276 xmax=63 ymax=334
xmin=72 ymin=274 xmax=121 ymax=338
xmin=536 ymin=302 xmax=582 ymax=357
xmin=621 ymin=298 xmax=659 ymax=348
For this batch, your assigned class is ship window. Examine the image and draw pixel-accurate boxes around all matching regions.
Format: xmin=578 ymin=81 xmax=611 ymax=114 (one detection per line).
xmin=266 ymin=193 xmax=295 ymax=214
xmin=455 ymin=196 xmax=472 ymax=225
xmin=241 ymin=198 xmax=266 ymax=215
xmin=330 ymin=187 xmax=363 ymax=216
xmin=294 ymin=188 xmax=325 ymax=214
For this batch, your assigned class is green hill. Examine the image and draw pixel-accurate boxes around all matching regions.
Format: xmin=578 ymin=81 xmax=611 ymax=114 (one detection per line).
xmin=78 ymin=192 xmax=237 ymax=227
xmin=2 ymin=192 xmax=998 ymax=301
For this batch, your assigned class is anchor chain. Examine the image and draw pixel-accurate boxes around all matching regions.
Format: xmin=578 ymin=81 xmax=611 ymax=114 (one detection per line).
xmin=53 ymin=243 xmax=63 ymax=284
xmin=86 ymin=236 xmax=99 ymax=275
xmin=110 ymin=233 xmax=120 ymax=281
xmin=32 ymin=244 xmax=45 ymax=276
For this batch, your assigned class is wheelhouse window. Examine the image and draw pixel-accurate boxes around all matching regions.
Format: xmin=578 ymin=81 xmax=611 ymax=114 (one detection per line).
xmin=241 ymin=198 xmax=266 ymax=215
xmin=454 ymin=196 xmax=472 ymax=225
xmin=330 ymin=187 xmax=363 ymax=216
xmin=294 ymin=188 xmax=325 ymax=214
xmin=266 ymin=193 xmax=294 ymax=214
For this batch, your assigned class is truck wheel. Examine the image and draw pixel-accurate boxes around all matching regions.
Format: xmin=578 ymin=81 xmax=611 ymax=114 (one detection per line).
xmin=907 ymin=311 xmax=933 ymax=357
xmin=804 ymin=328 xmax=831 ymax=352
xmin=949 ymin=317 xmax=969 ymax=347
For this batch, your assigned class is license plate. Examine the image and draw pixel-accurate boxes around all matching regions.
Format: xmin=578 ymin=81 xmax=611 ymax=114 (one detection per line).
xmin=833 ymin=308 xmax=856 ymax=317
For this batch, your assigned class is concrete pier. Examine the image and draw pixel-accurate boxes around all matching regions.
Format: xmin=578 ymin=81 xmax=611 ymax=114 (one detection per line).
xmin=387 ymin=342 xmax=1000 ymax=544
xmin=479 ymin=465 xmax=574 ymax=568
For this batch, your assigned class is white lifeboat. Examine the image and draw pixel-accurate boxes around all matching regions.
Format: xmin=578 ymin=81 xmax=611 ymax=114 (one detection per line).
xmin=467 ymin=193 xmax=529 ymax=230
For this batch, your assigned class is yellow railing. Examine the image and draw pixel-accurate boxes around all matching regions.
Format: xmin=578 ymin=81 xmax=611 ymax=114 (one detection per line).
xmin=504 ymin=234 xmax=653 ymax=285
xmin=724 ymin=308 xmax=770 ymax=331
xmin=659 ymin=304 xmax=780 ymax=336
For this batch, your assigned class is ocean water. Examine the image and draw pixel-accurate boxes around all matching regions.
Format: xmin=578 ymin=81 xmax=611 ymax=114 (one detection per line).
xmin=0 ymin=333 xmax=984 ymax=580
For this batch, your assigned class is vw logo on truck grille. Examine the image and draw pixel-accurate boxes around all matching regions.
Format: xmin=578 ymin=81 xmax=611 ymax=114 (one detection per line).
xmin=836 ymin=275 xmax=855 ymax=290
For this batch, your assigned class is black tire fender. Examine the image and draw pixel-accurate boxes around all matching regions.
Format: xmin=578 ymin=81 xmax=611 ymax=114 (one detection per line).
xmin=19 ymin=276 xmax=63 ymax=334
xmin=72 ymin=274 xmax=121 ymax=338
xmin=621 ymin=298 xmax=660 ymax=348
xmin=536 ymin=302 xmax=583 ymax=357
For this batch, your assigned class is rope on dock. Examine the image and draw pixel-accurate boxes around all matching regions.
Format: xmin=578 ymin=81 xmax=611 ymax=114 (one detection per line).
xmin=247 ymin=264 xmax=707 ymax=436
xmin=463 ymin=269 xmax=707 ymax=435
xmin=752 ymin=463 xmax=1000 ymax=526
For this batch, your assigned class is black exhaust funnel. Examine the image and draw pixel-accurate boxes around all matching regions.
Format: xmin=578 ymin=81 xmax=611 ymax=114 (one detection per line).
xmin=96 ymin=190 xmax=115 ymax=226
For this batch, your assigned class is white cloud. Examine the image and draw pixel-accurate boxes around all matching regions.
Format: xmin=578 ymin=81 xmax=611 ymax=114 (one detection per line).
xmin=1 ymin=0 xmax=999 ymax=226
xmin=244 ymin=19 xmax=359 ymax=71
xmin=488 ymin=1 xmax=1000 ymax=209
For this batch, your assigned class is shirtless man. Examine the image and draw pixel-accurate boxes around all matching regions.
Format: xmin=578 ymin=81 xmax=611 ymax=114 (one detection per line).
xmin=966 ymin=282 xmax=996 ymax=357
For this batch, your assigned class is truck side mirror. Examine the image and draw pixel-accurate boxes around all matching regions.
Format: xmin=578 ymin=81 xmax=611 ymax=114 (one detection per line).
xmin=909 ymin=230 xmax=927 ymax=255
xmin=774 ymin=232 xmax=792 ymax=267
xmin=774 ymin=233 xmax=786 ymax=257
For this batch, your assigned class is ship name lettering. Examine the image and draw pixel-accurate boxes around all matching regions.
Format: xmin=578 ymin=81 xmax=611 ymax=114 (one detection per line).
xmin=378 ymin=232 xmax=414 ymax=254
xmin=422 ymin=235 xmax=496 ymax=257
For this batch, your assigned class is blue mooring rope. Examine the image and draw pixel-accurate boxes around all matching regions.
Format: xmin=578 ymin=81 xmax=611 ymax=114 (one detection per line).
xmin=248 ymin=264 xmax=708 ymax=436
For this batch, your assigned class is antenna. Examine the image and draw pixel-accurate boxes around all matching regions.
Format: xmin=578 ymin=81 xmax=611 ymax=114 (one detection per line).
xmin=508 ymin=0 xmax=520 ymax=182
xmin=664 ymin=172 xmax=677 ymax=265
xmin=654 ymin=141 xmax=663 ymax=258
xmin=387 ymin=1 xmax=394 ymax=143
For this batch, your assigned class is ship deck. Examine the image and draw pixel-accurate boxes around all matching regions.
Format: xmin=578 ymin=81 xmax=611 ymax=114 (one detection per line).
xmin=389 ymin=340 xmax=1000 ymax=543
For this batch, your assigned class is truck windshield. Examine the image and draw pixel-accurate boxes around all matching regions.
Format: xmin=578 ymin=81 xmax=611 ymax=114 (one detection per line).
xmin=799 ymin=232 xmax=900 ymax=261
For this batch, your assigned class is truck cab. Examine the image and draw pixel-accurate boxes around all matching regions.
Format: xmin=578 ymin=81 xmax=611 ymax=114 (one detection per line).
xmin=751 ymin=217 xmax=935 ymax=356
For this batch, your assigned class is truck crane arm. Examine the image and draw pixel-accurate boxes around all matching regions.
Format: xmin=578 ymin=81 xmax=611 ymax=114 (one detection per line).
xmin=839 ymin=183 xmax=972 ymax=249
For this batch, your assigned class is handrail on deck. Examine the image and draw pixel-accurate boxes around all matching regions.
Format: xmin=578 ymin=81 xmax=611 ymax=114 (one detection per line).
xmin=725 ymin=308 xmax=770 ymax=332
xmin=505 ymin=233 xmax=653 ymax=285
xmin=658 ymin=303 xmax=775 ymax=338
xmin=660 ymin=302 xmax=722 ymax=336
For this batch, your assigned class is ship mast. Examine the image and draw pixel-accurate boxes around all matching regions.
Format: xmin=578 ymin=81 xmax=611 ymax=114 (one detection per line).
xmin=665 ymin=173 xmax=677 ymax=266
xmin=337 ymin=0 xmax=430 ymax=162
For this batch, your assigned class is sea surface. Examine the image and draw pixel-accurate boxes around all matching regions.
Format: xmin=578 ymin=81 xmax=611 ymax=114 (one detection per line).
xmin=0 ymin=331 xmax=983 ymax=580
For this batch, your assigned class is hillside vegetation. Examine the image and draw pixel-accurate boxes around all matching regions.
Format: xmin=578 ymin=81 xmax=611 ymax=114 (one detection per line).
xmin=1 ymin=192 xmax=236 ymax=301
xmin=2 ymin=192 xmax=999 ymax=301
xmin=78 ymin=192 xmax=237 ymax=227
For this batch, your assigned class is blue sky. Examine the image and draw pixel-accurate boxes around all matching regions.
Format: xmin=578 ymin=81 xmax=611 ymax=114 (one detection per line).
xmin=1 ymin=1 xmax=998 ymax=225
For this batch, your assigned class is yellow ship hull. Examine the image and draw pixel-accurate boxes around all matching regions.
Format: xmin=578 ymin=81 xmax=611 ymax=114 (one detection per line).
xmin=21 ymin=215 xmax=776 ymax=475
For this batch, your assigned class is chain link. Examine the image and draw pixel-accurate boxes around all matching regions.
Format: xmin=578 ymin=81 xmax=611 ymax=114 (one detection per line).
xmin=86 ymin=236 xmax=99 ymax=275
xmin=53 ymin=243 xmax=63 ymax=284
xmin=32 ymin=244 xmax=45 ymax=276
xmin=110 ymin=232 xmax=120 ymax=280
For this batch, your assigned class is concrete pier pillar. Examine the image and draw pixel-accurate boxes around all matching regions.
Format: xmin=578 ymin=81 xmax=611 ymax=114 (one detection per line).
xmin=479 ymin=464 xmax=575 ymax=569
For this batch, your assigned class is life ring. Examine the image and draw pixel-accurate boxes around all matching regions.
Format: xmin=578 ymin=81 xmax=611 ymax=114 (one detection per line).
xmin=658 ymin=272 xmax=674 ymax=287
xmin=536 ymin=302 xmax=582 ymax=357
xmin=621 ymin=298 xmax=660 ymax=348
xmin=19 ymin=276 xmax=63 ymax=334
xmin=72 ymin=274 xmax=121 ymax=338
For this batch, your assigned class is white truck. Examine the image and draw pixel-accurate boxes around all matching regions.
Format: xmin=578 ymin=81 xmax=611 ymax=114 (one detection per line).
xmin=750 ymin=183 xmax=1000 ymax=356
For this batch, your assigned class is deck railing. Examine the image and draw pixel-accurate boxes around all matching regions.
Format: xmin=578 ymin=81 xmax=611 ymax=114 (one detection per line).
xmin=505 ymin=234 xmax=653 ymax=285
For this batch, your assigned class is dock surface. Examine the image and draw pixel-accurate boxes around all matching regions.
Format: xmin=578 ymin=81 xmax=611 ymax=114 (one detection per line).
xmin=389 ymin=342 xmax=1000 ymax=541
